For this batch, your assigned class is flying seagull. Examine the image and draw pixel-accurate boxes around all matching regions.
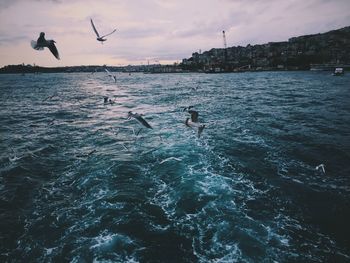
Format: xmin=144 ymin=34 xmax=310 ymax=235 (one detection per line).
xmin=183 ymin=106 xmax=199 ymax=122
xmin=185 ymin=117 xmax=205 ymax=138
xmin=184 ymin=106 xmax=205 ymax=137
xmin=31 ymin=32 xmax=60 ymax=60
xmin=128 ymin=111 xmax=153 ymax=129
xmin=315 ymin=164 xmax=326 ymax=174
xmin=188 ymin=110 xmax=199 ymax=122
xmin=90 ymin=18 xmax=116 ymax=43
xmin=105 ymin=68 xmax=117 ymax=82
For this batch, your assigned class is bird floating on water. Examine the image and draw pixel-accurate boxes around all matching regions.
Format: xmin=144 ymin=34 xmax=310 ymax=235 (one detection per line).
xmin=103 ymin=96 xmax=115 ymax=104
xmin=31 ymin=32 xmax=60 ymax=60
xmin=128 ymin=111 xmax=153 ymax=129
xmin=90 ymin=18 xmax=116 ymax=43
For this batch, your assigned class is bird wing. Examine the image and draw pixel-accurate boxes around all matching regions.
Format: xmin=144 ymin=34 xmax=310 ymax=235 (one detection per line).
xmin=48 ymin=41 xmax=60 ymax=60
xmin=100 ymin=29 xmax=116 ymax=38
xmin=197 ymin=125 xmax=205 ymax=138
xmin=104 ymin=68 xmax=111 ymax=76
xmin=135 ymin=115 xmax=152 ymax=129
xmin=105 ymin=68 xmax=116 ymax=82
xmin=90 ymin=19 xmax=100 ymax=37
xmin=31 ymin=40 xmax=44 ymax=50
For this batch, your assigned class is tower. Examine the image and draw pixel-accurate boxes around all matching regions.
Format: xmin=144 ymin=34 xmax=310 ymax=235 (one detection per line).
xmin=222 ymin=30 xmax=227 ymax=49
xmin=222 ymin=31 xmax=228 ymax=69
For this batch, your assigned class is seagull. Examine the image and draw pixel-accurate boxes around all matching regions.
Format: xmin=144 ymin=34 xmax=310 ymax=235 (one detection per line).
xmin=103 ymin=96 xmax=115 ymax=104
xmin=188 ymin=110 xmax=199 ymax=122
xmin=128 ymin=111 xmax=153 ymax=129
xmin=90 ymin=18 xmax=116 ymax=43
xmin=184 ymin=107 xmax=205 ymax=137
xmin=184 ymin=106 xmax=199 ymax=122
xmin=315 ymin=164 xmax=326 ymax=174
xmin=31 ymin=32 xmax=60 ymax=60
xmin=185 ymin=117 xmax=205 ymax=137
xmin=105 ymin=68 xmax=117 ymax=82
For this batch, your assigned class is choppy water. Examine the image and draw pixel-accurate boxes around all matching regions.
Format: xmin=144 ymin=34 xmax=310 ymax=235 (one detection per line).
xmin=0 ymin=71 xmax=350 ymax=262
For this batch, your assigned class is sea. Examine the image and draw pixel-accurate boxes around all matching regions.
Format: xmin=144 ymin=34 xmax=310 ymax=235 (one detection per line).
xmin=0 ymin=71 xmax=349 ymax=262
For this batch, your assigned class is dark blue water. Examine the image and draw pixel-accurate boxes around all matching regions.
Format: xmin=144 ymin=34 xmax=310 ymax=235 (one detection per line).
xmin=0 ymin=71 xmax=349 ymax=262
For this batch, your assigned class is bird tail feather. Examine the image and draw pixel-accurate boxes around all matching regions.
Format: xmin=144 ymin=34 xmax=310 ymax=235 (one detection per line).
xmin=31 ymin=40 xmax=44 ymax=50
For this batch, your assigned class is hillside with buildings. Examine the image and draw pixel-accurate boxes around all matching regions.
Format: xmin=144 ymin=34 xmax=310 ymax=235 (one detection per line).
xmin=181 ymin=26 xmax=350 ymax=72
xmin=1 ymin=26 xmax=349 ymax=74
xmin=0 ymin=64 xmax=179 ymax=74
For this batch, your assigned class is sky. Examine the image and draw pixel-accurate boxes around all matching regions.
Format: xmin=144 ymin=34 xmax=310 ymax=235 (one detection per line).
xmin=0 ymin=0 xmax=349 ymax=67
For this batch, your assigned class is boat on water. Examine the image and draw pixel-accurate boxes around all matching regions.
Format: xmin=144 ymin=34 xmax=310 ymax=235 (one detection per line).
xmin=333 ymin=67 xmax=344 ymax=76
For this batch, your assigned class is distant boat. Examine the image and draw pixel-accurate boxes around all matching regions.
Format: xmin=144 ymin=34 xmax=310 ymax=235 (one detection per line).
xmin=333 ymin=67 xmax=344 ymax=76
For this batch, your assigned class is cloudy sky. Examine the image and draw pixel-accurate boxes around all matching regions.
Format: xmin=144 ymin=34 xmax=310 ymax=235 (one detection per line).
xmin=0 ymin=0 xmax=349 ymax=67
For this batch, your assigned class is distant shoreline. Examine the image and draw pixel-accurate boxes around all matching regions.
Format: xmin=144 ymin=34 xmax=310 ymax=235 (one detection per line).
xmin=1 ymin=25 xmax=349 ymax=74
xmin=0 ymin=68 xmax=346 ymax=75
xmin=0 ymin=63 xmax=348 ymax=75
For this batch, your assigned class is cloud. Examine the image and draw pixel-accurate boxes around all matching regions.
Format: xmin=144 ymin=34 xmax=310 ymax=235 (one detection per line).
xmin=0 ymin=0 xmax=349 ymax=67
xmin=0 ymin=36 xmax=29 ymax=46
xmin=0 ymin=0 xmax=63 ymax=9
xmin=0 ymin=0 xmax=19 ymax=9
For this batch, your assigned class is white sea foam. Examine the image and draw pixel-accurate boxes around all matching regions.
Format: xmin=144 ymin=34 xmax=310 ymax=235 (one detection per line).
xmin=90 ymin=231 xmax=135 ymax=252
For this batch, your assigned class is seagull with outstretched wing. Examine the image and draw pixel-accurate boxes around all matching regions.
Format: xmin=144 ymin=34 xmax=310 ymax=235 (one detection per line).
xmin=128 ymin=111 xmax=153 ymax=129
xmin=90 ymin=18 xmax=116 ymax=43
xmin=31 ymin=32 xmax=60 ymax=60
xmin=104 ymin=68 xmax=117 ymax=82
xmin=315 ymin=164 xmax=326 ymax=174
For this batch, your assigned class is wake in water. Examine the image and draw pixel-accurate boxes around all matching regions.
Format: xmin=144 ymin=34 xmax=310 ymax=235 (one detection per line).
xmin=0 ymin=72 xmax=350 ymax=262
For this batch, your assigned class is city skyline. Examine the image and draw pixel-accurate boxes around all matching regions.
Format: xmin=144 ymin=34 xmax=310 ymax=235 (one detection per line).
xmin=0 ymin=0 xmax=349 ymax=67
